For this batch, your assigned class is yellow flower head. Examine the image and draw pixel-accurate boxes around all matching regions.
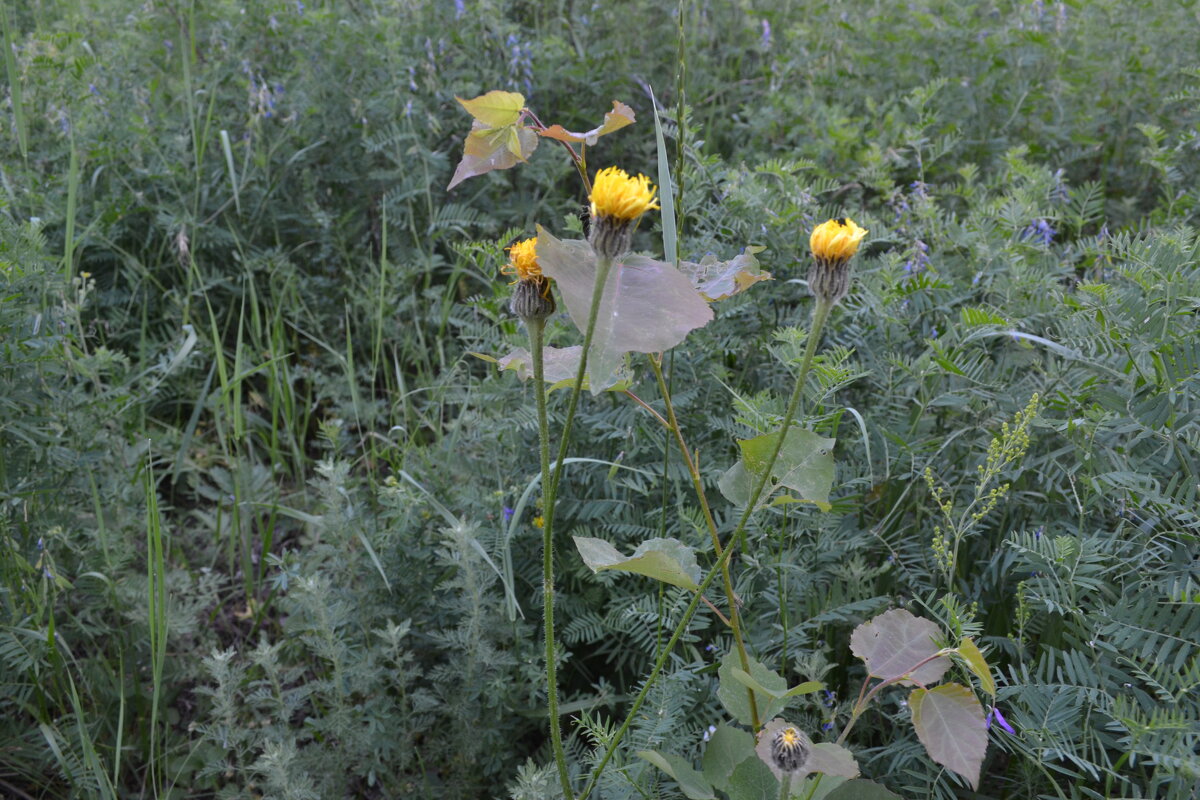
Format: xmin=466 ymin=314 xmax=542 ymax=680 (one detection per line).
xmin=502 ymin=237 xmax=542 ymax=282
xmin=810 ymin=217 xmax=868 ymax=263
xmin=589 ymin=167 xmax=660 ymax=223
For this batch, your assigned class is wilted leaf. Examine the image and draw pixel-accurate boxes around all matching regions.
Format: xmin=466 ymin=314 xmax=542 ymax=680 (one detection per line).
xmin=738 ymin=429 xmax=835 ymax=510
xmin=573 ymin=536 xmax=700 ymax=590
xmin=718 ymin=653 xmax=787 ymax=726
xmin=638 ymin=750 xmax=715 ymax=800
xmin=679 ymin=246 xmax=773 ymax=301
xmin=538 ymin=100 xmax=636 ymax=145
xmin=849 ymin=608 xmax=950 ymax=685
xmin=703 ymin=725 xmax=756 ymax=793
xmin=536 ymin=226 xmax=713 ymax=393
xmin=909 ymin=683 xmax=987 ymax=789
xmin=447 ymin=120 xmax=538 ymax=189
xmin=956 ymin=637 xmax=995 ymax=697
xmin=455 ymin=90 xmax=525 ymax=128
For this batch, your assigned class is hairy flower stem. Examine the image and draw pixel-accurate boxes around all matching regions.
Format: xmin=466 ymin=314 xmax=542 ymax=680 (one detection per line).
xmin=538 ymin=255 xmax=613 ymax=800
xmin=779 ymin=773 xmax=792 ymax=800
xmin=579 ymin=299 xmax=836 ymax=800
xmin=648 ymin=355 xmax=760 ymax=730
xmin=527 ymin=318 xmax=572 ymax=800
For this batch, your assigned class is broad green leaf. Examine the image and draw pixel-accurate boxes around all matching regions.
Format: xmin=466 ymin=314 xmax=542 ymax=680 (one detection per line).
xmin=728 ymin=755 xmax=776 ymax=800
xmin=909 ymin=683 xmax=987 ymax=790
xmin=728 ymin=668 xmax=823 ymax=700
xmin=956 ymin=637 xmax=995 ymax=697
xmin=718 ymin=653 xmax=787 ymax=725
xmin=804 ymin=744 xmax=859 ymax=780
xmin=849 ymin=608 xmax=950 ymax=686
xmin=456 ymin=90 xmax=525 ymax=127
xmin=537 ymin=227 xmax=713 ymax=393
xmin=538 ymin=100 xmax=636 ymax=145
xmin=718 ymin=460 xmax=755 ymax=506
xmin=702 ymin=724 xmax=755 ymax=793
xmin=738 ymin=429 xmax=836 ymax=509
xmin=637 ymin=750 xmax=715 ymax=800
xmin=679 ymin=247 xmax=773 ymax=301
xmin=823 ymin=779 xmax=904 ymax=800
xmin=472 ymin=346 xmax=633 ymax=393
xmin=447 ymin=120 xmax=538 ymax=189
xmin=793 ymin=775 xmax=851 ymax=800
xmin=573 ymin=536 xmax=700 ymax=590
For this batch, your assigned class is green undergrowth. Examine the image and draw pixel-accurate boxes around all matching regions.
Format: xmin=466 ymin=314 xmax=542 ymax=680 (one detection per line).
xmin=1 ymin=1 xmax=1197 ymax=798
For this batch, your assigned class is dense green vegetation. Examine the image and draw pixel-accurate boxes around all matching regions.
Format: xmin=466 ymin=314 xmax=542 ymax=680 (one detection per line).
xmin=1 ymin=1 xmax=1197 ymax=798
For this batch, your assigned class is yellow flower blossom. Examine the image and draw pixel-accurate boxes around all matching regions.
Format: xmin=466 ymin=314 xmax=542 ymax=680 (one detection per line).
xmin=589 ymin=167 xmax=660 ymax=223
xmin=809 ymin=217 xmax=868 ymax=263
xmin=502 ymin=237 xmax=543 ymax=282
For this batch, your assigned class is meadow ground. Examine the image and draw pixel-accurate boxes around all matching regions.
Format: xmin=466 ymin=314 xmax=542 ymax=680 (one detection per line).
xmin=1 ymin=1 xmax=1198 ymax=798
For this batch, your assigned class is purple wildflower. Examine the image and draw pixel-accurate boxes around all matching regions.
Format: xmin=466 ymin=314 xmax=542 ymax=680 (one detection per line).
xmin=502 ymin=506 xmax=514 ymax=523
xmin=1021 ymin=219 xmax=1055 ymax=246
xmin=987 ymin=705 xmax=1016 ymax=735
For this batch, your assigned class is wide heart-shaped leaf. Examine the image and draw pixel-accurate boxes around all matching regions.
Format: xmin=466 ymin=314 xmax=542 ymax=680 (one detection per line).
xmin=573 ymin=536 xmax=700 ymax=590
xmin=678 ymin=246 xmax=773 ymax=301
xmin=703 ymin=724 xmax=756 ymax=793
xmin=447 ymin=120 xmax=538 ymax=189
xmin=849 ymin=608 xmax=950 ymax=686
xmin=456 ymin=90 xmax=525 ymax=128
xmin=909 ymin=683 xmax=987 ymax=789
xmin=737 ymin=429 xmax=836 ymax=510
xmin=638 ymin=750 xmax=715 ymax=799
xmin=538 ymin=100 xmax=636 ymax=145
xmin=536 ymin=227 xmax=713 ymax=393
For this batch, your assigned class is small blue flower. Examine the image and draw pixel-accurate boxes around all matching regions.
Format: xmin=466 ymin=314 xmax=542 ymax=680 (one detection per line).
xmin=502 ymin=506 xmax=514 ymax=523
xmin=986 ymin=705 xmax=1016 ymax=735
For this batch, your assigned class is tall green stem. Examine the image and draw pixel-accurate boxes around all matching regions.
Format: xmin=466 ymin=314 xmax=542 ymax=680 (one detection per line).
xmin=537 ymin=254 xmax=613 ymax=800
xmin=579 ymin=297 xmax=837 ymax=799
xmin=528 ymin=318 xmax=572 ymax=799
xmin=648 ymin=356 xmax=759 ymax=730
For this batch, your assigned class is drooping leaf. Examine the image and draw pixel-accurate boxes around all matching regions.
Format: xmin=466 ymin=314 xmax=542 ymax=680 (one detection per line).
xmin=538 ymin=100 xmax=636 ymax=145
xmin=956 ymin=637 xmax=995 ymax=697
xmin=536 ymin=226 xmax=713 ymax=393
xmin=823 ymin=779 xmax=904 ymax=800
xmin=455 ymin=90 xmax=525 ymax=128
xmin=678 ymin=246 xmax=773 ymax=301
xmin=737 ymin=429 xmax=836 ymax=510
xmin=573 ymin=536 xmax=700 ymax=590
xmin=638 ymin=750 xmax=716 ymax=800
xmin=909 ymin=683 xmax=987 ymax=789
xmin=718 ymin=653 xmax=787 ymax=725
xmin=447 ymin=120 xmax=538 ymax=189
xmin=703 ymin=724 xmax=756 ymax=793
xmin=849 ymin=608 xmax=950 ymax=685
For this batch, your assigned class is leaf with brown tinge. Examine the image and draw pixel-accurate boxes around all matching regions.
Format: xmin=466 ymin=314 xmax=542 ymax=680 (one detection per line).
xmin=538 ymin=100 xmax=636 ymax=145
